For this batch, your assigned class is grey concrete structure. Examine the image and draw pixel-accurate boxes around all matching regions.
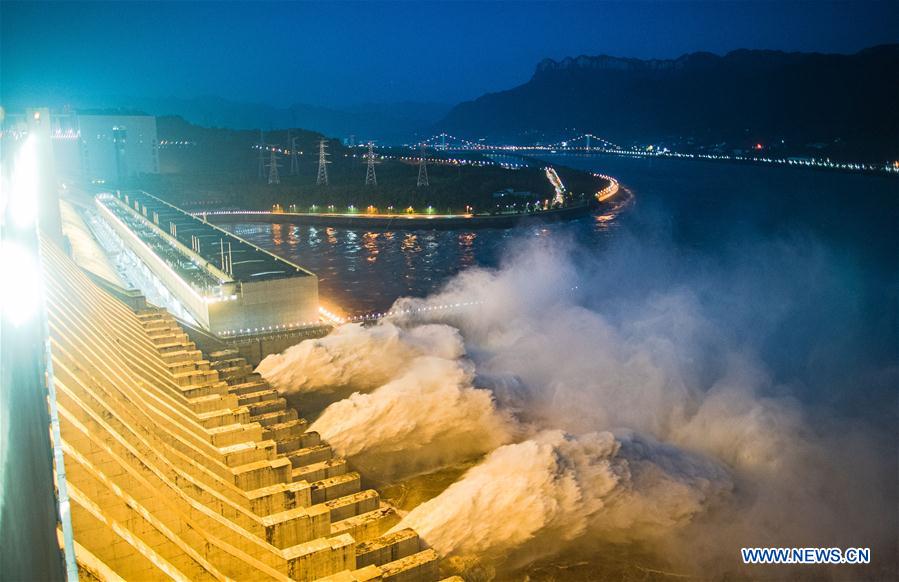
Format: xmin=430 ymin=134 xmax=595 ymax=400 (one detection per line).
xmin=36 ymin=240 xmax=442 ymax=580
xmin=95 ymin=190 xmax=320 ymax=336
xmin=3 ymin=110 xmax=159 ymax=184
xmin=75 ymin=114 xmax=159 ymax=182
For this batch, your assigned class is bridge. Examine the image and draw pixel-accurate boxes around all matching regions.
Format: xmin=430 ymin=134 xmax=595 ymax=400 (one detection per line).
xmin=411 ymin=132 xmax=899 ymax=174
xmin=418 ymin=132 xmax=621 ymax=152
xmin=243 ymin=131 xmax=898 ymax=176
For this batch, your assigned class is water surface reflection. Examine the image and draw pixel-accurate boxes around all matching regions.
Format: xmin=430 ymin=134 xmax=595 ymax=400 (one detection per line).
xmin=227 ymin=208 xmax=622 ymax=315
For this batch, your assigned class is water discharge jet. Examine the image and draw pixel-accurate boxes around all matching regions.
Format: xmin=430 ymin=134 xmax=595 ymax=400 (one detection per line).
xmin=256 ymin=232 xmax=896 ymax=579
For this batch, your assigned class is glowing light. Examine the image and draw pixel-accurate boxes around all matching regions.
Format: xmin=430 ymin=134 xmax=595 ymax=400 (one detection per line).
xmin=0 ymin=242 xmax=42 ymax=326
xmin=8 ymin=136 xmax=39 ymax=228
xmin=545 ymin=167 xmax=566 ymax=207
xmin=595 ymin=175 xmax=620 ymax=202
xmin=319 ymin=305 xmax=345 ymax=325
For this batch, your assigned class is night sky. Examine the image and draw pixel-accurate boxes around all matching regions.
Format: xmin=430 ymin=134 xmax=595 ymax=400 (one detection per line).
xmin=2 ymin=1 xmax=897 ymax=109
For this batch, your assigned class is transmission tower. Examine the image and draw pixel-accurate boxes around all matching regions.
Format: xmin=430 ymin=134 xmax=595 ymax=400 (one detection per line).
xmin=257 ymin=129 xmax=266 ymax=179
xmin=289 ymin=131 xmax=300 ymax=175
xmin=267 ymin=148 xmax=281 ymax=185
xmin=316 ymin=139 xmax=330 ymax=185
xmin=417 ymin=143 xmax=429 ymax=187
xmin=364 ymin=141 xmax=378 ymax=186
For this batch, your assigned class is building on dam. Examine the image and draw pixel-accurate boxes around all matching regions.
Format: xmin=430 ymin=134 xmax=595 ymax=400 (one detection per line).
xmin=94 ymin=189 xmax=320 ymax=337
xmin=2 ymin=108 xmax=160 ymax=183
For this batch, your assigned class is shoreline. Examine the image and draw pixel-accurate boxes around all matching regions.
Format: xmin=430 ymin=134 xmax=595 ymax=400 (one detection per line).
xmin=194 ymin=201 xmax=603 ymax=230
xmin=537 ymin=150 xmax=898 ymax=176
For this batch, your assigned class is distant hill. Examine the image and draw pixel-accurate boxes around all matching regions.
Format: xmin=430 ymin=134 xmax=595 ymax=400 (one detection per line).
xmin=439 ymin=45 xmax=899 ymax=161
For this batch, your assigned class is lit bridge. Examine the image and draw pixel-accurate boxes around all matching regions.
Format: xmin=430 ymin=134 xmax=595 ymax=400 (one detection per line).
xmin=246 ymin=132 xmax=898 ymax=175
xmin=413 ymin=132 xmax=899 ymax=174
xmin=418 ymin=132 xmax=621 ymax=152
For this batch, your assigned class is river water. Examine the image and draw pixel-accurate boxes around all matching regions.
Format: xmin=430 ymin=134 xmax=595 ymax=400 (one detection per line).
xmin=225 ymin=154 xmax=896 ymax=315
xmin=226 ymin=154 xmax=897 ymax=578
xmin=227 ymin=153 xmax=898 ymax=413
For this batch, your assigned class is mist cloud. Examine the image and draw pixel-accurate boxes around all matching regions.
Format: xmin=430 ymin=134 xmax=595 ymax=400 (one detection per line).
xmin=258 ymin=230 xmax=896 ymax=578
xmin=309 ymin=355 xmax=516 ymax=482
xmin=258 ymin=321 xmax=464 ymax=395
xmin=393 ymin=429 xmax=731 ymax=571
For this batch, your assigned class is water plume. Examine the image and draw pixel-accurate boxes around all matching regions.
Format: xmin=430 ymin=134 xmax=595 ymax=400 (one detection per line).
xmin=383 ymin=233 xmax=896 ymax=577
xmin=259 ymin=227 xmax=896 ymax=578
xmin=257 ymin=321 xmax=464 ymax=417
xmin=393 ymin=429 xmax=731 ymax=570
xmin=310 ymin=355 xmax=515 ymax=482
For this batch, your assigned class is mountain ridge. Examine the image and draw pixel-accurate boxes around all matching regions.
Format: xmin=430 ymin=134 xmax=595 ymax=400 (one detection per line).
xmin=439 ymin=45 xmax=899 ymax=160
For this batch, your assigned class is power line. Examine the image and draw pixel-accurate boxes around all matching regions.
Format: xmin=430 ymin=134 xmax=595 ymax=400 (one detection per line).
xmin=289 ymin=130 xmax=300 ymax=175
xmin=257 ymin=129 xmax=266 ymax=179
xmin=267 ymin=148 xmax=280 ymax=185
xmin=316 ymin=139 xmax=330 ymax=185
xmin=364 ymin=141 xmax=378 ymax=186
xmin=417 ymin=143 xmax=429 ymax=187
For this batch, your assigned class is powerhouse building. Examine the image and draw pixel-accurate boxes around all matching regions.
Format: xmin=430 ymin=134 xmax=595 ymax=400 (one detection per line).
xmin=95 ymin=190 xmax=320 ymax=336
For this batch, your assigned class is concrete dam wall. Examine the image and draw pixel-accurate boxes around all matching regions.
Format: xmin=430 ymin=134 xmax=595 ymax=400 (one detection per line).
xmin=40 ymin=240 xmax=444 ymax=581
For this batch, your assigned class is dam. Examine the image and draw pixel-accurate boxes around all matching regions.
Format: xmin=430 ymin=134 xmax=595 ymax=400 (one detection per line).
xmin=0 ymin=124 xmax=448 ymax=580
xmin=27 ymin=238 xmax=446 ymax=580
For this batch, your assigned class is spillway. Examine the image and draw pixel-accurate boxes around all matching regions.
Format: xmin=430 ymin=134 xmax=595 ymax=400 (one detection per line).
xmin=39 ymin=239 xmax=445 ymax=581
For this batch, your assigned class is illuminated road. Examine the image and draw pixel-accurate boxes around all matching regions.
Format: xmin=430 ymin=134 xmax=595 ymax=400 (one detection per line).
xmin=212 ymin=300 xmax=486 ymax=339
xmin=594 ymin=175 xmax=620 ymax=202
xmin=545 ymin=167 xmax=566 ymax=206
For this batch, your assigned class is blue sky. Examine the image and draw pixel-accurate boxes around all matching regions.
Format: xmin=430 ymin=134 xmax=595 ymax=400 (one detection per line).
xmin=2 ymin=1 xmax=897 ymax=109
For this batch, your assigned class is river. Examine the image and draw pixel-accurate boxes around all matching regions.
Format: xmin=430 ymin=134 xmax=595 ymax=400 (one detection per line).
xmin=225 ymin=154 xmax=897 ymax=578
xmin=224 ymin=154 xmax=896 ymax=315
xmin=226 ymin=154 xmax=898 ymax=408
